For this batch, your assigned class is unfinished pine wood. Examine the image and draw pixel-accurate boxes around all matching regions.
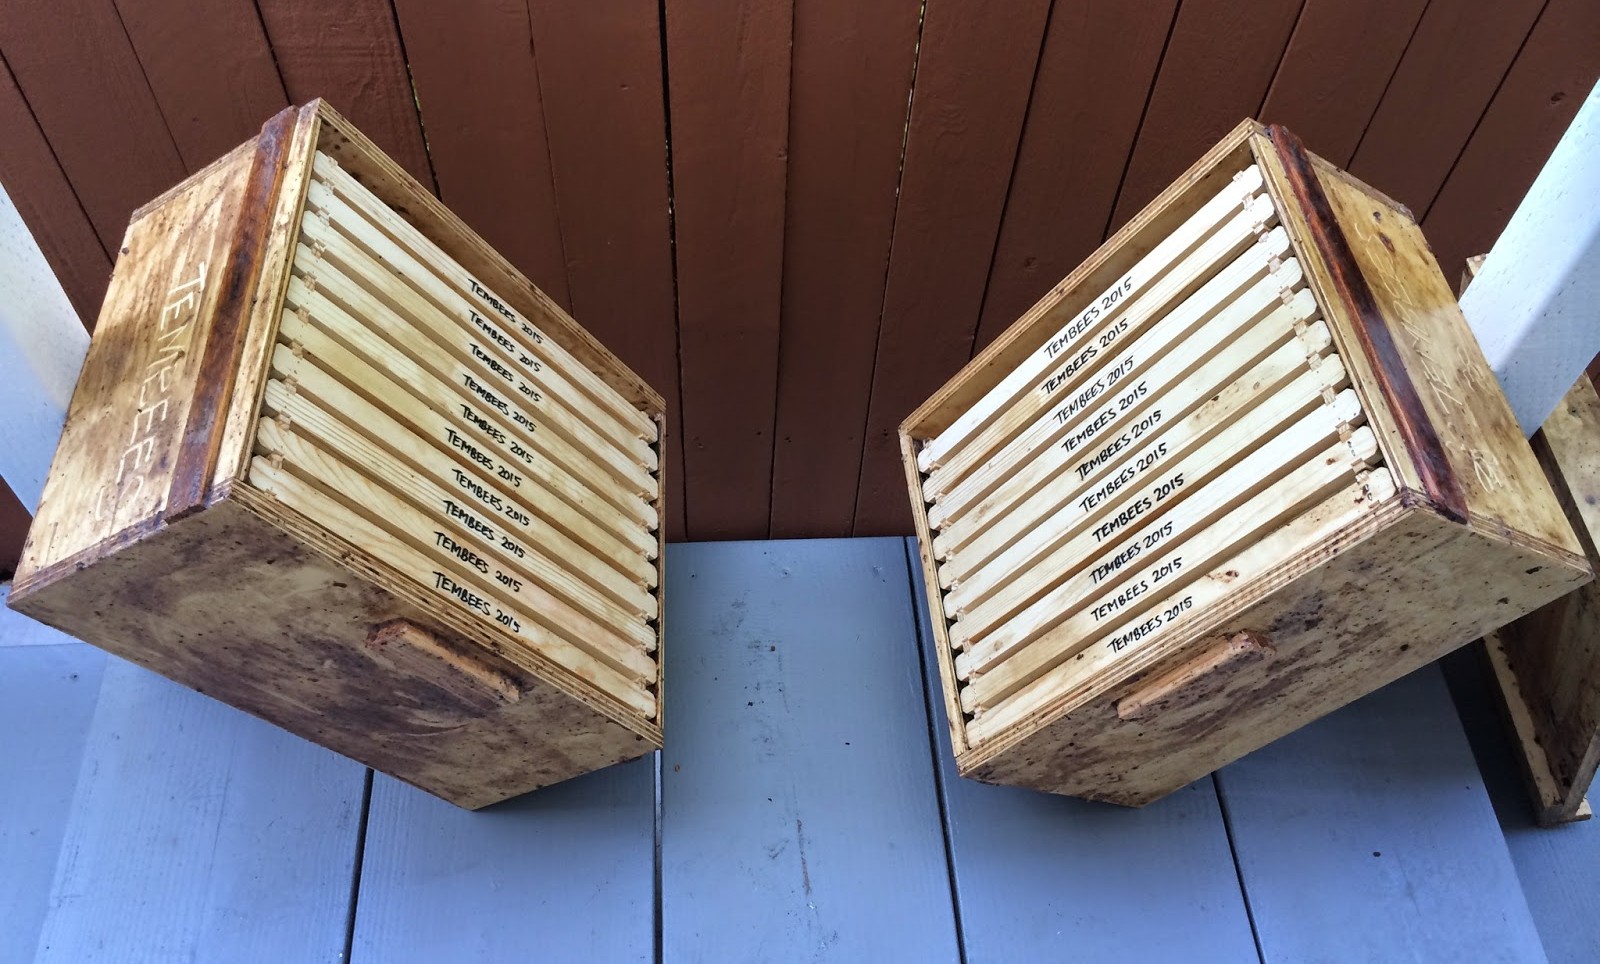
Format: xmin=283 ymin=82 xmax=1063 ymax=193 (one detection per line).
xmin=934 ymin=292 xmax=1324 ymax=562
xmin=941 ymin=311 xmax=1336 ymax=604
xmin=920 ymin=166 xmax=1267 ymax=472
xmin=1487 ymin=376 xmax=1600 ymax=824
xmin=1115 ymin=630 xmax=1275 ymax=722
xmin=278 ymin=282 xmax=657 ymax=540
xmin=958 ymin=426 xmax=1381 ymax=713
xmin=287 ymin=244 xmax=653 ymax=511
xmin=260 ymin=371 xmax=655 ymax=608
xmin=248 ymin=455 xmax=654 ymax=713
xmin=302 ymin=177 xmax=656 ymax=479
xmin=940 ymin=290 xmax=1327 ymax=612
xmin=295 ymin=211 xmax=653 ymax=491
xmin=256 ymin=349 xmax=656 ymax=656
xmin=926 ymin=229 xmax=1294 ymax=525
xmin=210 ymin=103 xmax=321 ymax=498
xmin=966 ymin=468 xmax=1397 ymax=746
xmin=924 ymin=206 xmax=1281 ymax=502
xmin=300 ymin=207 xmax=654 ymax=501
xmin=940 ymin=305 xmax=1330 ymax=617
xmin=8 ymin=102 xmax=666 ymax=810
xmin=929 ymin=256 xmax=1308 ymax=537
xmin=952 ymin=381 xmax=1360 ymax=644
xmin=255 ymin=414 xmax=655 ymax=657
xmin=310 ymin=152 xmax=656 ymax=447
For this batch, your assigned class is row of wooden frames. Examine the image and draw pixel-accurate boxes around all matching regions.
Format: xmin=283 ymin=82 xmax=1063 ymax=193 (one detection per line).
xmin=917 ymin=164 xmax=1394 ymax=744
xmin=250 ymin=152 xmax=662 ymax=720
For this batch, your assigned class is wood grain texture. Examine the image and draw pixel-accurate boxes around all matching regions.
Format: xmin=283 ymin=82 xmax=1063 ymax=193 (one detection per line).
xmin=660 ymin=539 xmax=959 ymax=961
xmin=768 ymin=0 xmax=921 ymax=537
xmin=351 ymin=760 xmax=653 ymax=963
xmin=853 ymin=0 xmax=1053 ymax=535
xmin=256 ymin=0 xmax=435 ymax=189
xmin=0 ymin=0 xmax=187 ymax=251
xmin=1491 ymin=378 xmax=1600 ymax=823
xmin=1348 ymin=0 xmax=1545 ymax=217
xmin=973 ymin=0 xmax=1177 ymax=350
xmin=0 ymin=638 xmax=105 ymax=963
xmin=1217 ymin=666 xmax=1547 ymax=964
xmin=1423 ymin=0 xmax=1600 ymax=289
xmin=0 ymin=54 xmax=111 ymax=325
xmin=1109 ymin=0 xmax=1301 ymax=230
xmin=906 ymin=540 xmax=1259 ymax=963
xmin=31 ymin=658 xmax=365 ymax=964
xmin=391 ymin=0 xmax=571 ymax=310
xmin=1257 ymin=0 xmax=1430 ymax=167
xmin=666 ymin=0 xmax=791 ymax=539
xmin=526 ymin=0 xmax=685 ymax=540
xmin=111 ymin=0 xmax=288 ymax=170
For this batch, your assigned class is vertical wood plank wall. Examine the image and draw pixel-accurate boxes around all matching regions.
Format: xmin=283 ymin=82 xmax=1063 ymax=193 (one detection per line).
xmin=0 ymin=0 xmax=1595 ymax=549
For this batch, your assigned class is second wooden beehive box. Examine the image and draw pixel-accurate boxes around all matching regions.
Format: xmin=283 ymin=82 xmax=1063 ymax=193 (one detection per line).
xmin=7 ymin=102 xmax=666 ymax=809
xmin=902 ymin=120 xmax=1592 ymax=806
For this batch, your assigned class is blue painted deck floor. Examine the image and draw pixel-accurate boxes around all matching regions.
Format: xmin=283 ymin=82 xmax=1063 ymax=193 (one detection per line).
xmin=2 ymin=537 xmax=1596 ymax=963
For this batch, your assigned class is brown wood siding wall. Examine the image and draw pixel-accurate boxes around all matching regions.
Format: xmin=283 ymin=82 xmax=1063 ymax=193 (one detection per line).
xmin=1 ymin=0 xmax=1595 ymax=558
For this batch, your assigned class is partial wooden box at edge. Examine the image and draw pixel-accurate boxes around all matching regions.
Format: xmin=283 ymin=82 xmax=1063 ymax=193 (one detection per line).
xmin=6 ymin=102 xmax=667 ymax=810
xmin=900 ymin=120 xmax=1593 ymax=807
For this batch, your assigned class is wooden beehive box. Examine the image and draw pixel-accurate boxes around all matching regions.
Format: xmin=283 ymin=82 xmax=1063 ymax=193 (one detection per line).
xmin=901 ymin=120 xmax=1593 ymax=807
xmin=1479 ymin=374 xmax=1600 ymax=825
xmin=7 ymin=102 xmax=666 ymax=809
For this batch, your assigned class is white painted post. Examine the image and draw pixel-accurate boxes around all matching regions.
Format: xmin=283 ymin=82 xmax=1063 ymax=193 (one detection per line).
xmin=1460 ymin=79 xmax=1600 ymax=437
xmin=0 ymin=182 xmax=91 ymax=510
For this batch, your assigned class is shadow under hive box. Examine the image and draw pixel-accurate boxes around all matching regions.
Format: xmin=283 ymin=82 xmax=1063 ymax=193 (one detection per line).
xmin=7 ymin=101 xmax=667 ymax=810
xmin=900 ymin=119 xmax=1593 ymax=806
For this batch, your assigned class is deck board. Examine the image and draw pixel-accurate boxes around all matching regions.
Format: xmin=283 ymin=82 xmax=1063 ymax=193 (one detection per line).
xmin=1444 ymin=647 xmax=1600 ymax=964
xmin=906 ymin=539 xmax=1260 ymax=963
xmin=660 ymin=538 xmax=960 ymax=962
xmin=349 ymin=760 xmax=655 ymax=963
xmin=0 ymin=633 xmax=104 ymax=964
xmin=29 ymin=658 xmax=365 ymax=964
xmin=1218 ymin=663 xmax=1548 ymax=964
xmin=0 ymin=537 xmax=1593 ymax=960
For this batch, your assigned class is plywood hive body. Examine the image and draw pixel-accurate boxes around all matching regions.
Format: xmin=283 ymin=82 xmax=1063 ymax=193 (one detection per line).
xmin=1480 ymin=375 xmax=1600 ymax=825
xmin=8 ymin=102 xmax=666 ymax=809
xmin=901 ymin=120 xmax=1593 ymax=806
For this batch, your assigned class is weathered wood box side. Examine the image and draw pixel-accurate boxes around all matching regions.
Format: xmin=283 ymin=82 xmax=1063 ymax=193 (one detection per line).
xmin=1480 ymin=375 xmax=1600 ymax=825
xmin=900 ymin=120 xmax=1590 ymax=806
xmin=8 ymin=102 xmax=668 ymax=809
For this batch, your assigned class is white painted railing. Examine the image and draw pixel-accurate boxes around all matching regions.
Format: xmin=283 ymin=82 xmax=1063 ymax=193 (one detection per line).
xmin=1461 ymin=79 xmax=1600 ymax=436
xmin=0 ymin=182 xmax=88 ymax=509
